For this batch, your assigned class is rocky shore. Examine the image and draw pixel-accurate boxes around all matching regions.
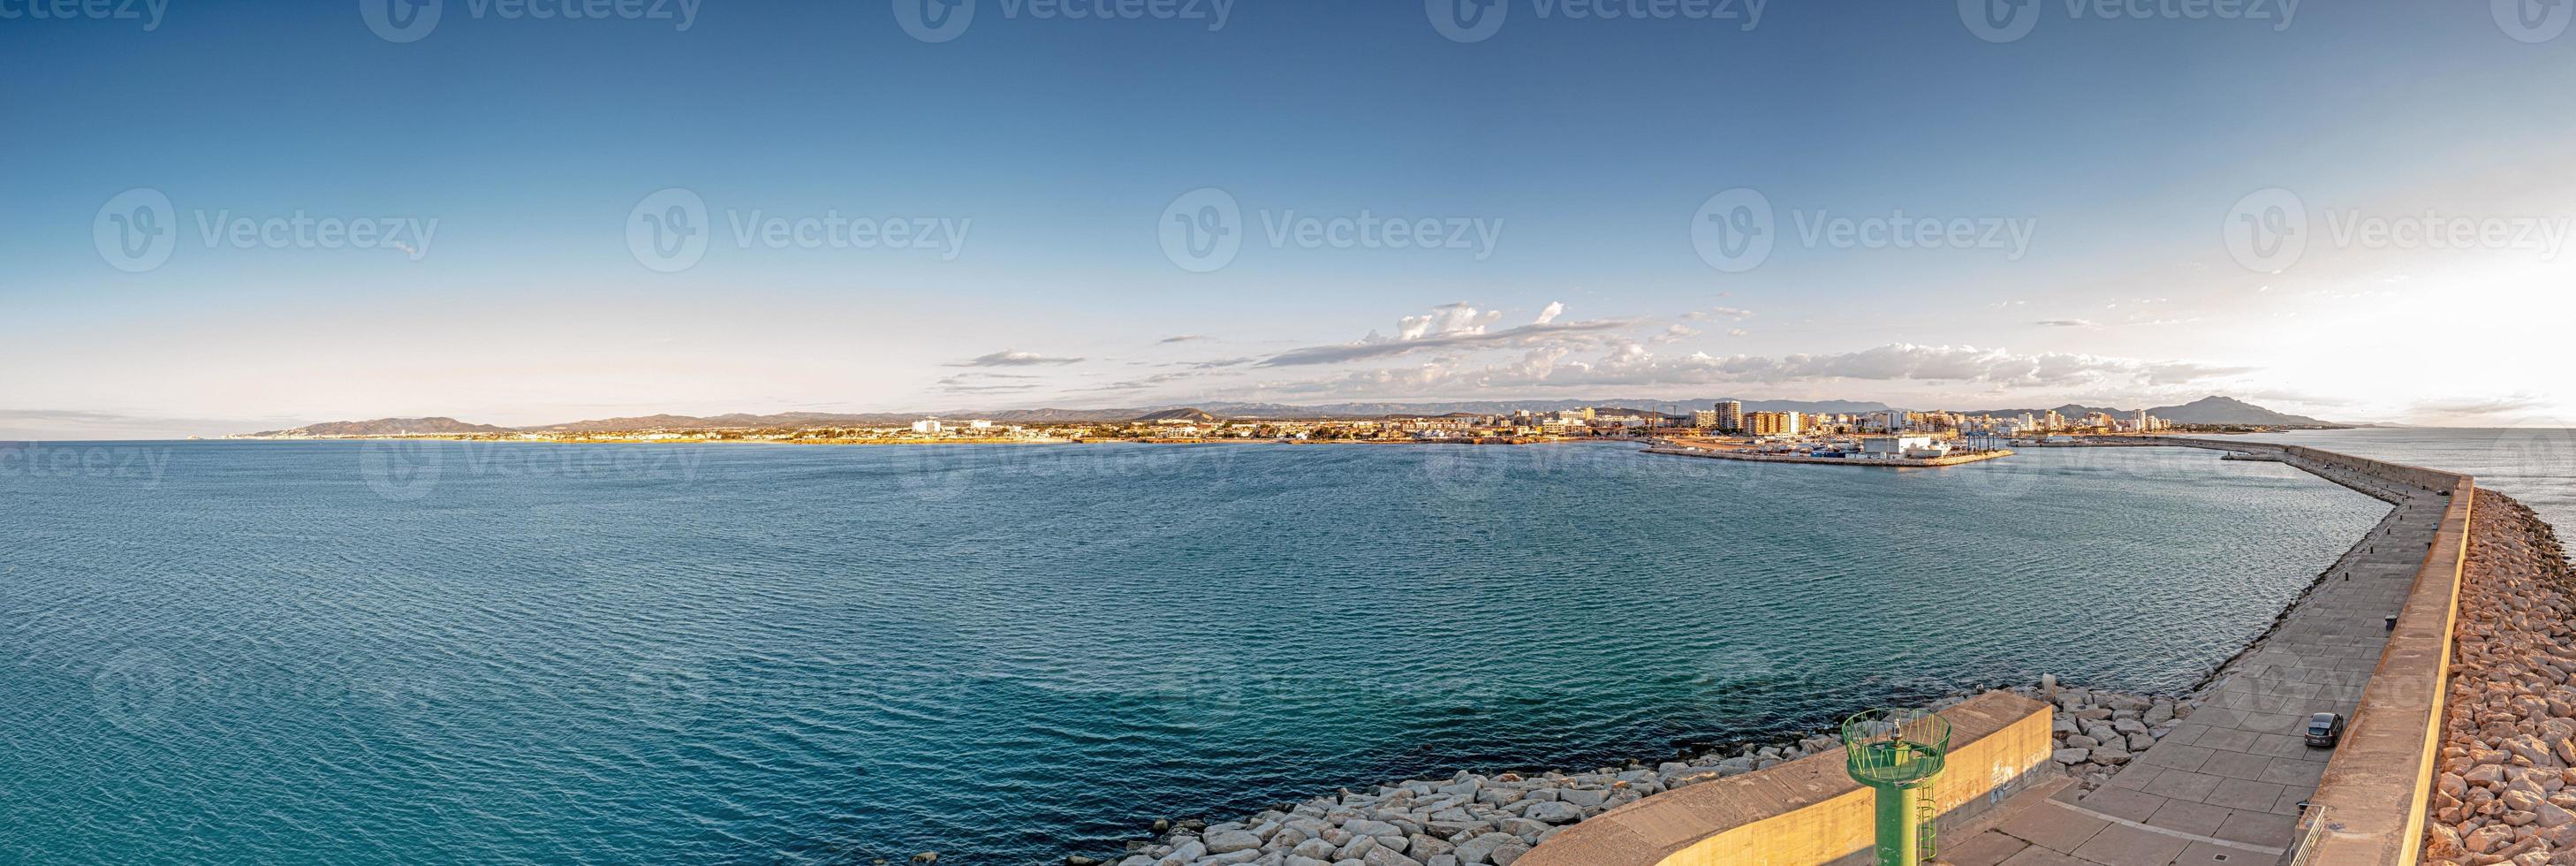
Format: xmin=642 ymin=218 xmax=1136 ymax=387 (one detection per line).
xmin=1074 ymin=727 xmax=1856 ymax=866
xmin=1064 ymin=680 xmax=2193 ymax=866
xmin=2425 ymin=490 xmax=2576 ymax=865
xmin=1067 ymin=518 xmax=2411 ymax=865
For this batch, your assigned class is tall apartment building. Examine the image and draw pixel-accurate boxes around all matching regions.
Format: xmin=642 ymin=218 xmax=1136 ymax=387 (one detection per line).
xmin=1713 ymin=400 xmax=1743 ymax=432
xmin=1744 ymin=410 xmax=1803 ymax=437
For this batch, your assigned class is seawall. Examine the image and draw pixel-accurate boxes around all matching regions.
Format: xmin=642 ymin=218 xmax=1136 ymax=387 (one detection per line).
xmin=1085 ymin=438 xmax=2476 ymax=866
xmin=1517 ymin=438 xmax=2471 ymax=866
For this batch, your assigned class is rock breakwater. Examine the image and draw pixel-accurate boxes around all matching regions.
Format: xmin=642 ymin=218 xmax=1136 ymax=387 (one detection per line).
xmin=1080 ymin=682 xmax=2190 ymax=866
xmin=1080 ymin=727 xmax=1851 ymax=866
xmin=2425 ymin=490 xmax=2576 ymax=865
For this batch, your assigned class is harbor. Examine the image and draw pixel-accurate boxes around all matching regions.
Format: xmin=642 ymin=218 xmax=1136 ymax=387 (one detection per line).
xmin=1643 ymin=434 xmax=2016 ymax=468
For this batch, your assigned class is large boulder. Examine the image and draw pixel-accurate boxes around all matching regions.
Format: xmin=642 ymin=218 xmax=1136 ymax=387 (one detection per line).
xmin=1521 ymin=801 xmax=1582 ymax=824
xmin=1201 ymin=830 xmax=1262 ymax=855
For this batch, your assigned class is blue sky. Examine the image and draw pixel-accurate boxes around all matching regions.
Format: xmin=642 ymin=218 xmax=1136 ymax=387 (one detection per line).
xmin=5 ymin=0 xmax=2575 ymax=437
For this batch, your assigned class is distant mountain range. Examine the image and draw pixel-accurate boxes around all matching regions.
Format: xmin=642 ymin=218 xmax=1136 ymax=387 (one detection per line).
xmin=238 ymin=395 xmax=2343 ymax=436
xmin=252 ymin=417 xmax=514 ymax=437
xmin=1947 ymin=396 xmax=2339 ymax=428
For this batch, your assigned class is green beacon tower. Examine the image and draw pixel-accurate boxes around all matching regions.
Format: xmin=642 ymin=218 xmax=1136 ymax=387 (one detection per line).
xmin=1841 ymin=708 xmax=1951 ymax=865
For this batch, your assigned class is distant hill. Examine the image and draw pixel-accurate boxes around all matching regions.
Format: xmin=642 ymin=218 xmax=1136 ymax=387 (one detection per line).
xmin=523 ymin=412 xmax=903 ymax=432
xmin=246 ymin=417 xmax=511 ymax=437
xmin=2144 ymin=396 xmax=2336 ymax=427
xmin=1950 ymin=396 xmax=2337 ymax=428
xmin=1133 ymin=407 xmax=1219 ymax=422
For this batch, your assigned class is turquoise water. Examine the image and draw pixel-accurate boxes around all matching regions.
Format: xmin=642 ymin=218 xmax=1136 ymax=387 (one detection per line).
xmin=1 ymin=439 xmax=2387 ymax=862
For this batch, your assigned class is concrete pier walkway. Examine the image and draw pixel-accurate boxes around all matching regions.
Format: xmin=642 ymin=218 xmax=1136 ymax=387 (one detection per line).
xmin=1940 ymin=444 xmax=2464 ymax=865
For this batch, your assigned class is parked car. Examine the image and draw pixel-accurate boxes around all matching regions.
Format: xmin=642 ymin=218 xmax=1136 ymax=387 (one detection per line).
xmin=2305 ymin=712 xmax=2345 ymax=748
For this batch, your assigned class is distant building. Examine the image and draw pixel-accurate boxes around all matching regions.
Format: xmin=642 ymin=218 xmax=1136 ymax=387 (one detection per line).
xmin=1714 ymin=400 xmax=1743 ymax=432
xmin=911 ymin=419 xmax=943 ymax=434
xmin=1692 ymin=409 xmax=1720 ymax=429
xmin=1745 ymin=410 xmax=1803 ymax=437
xmin=1860 ymin=435 xmax=1936 ymax=456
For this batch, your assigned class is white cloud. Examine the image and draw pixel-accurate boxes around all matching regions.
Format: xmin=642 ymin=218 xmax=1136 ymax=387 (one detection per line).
xmin=1533 ymin=301 xmax=1565 ymax=324
xmin=948 ymin=350 xmax=1086 ymax=368
xmin=1246 ymin=342 xmax=2259 ymax=401
xmin=1397 ymin=302 xmax=1501 ymax=340
xmin=1261 ymin=303 xmax=1632 ymax=367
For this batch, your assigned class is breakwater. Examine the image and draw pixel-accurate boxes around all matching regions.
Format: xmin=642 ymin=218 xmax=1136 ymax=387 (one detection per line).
xmin=2424 ymin=490 xmax=2576 ymax=863
xmin=1081 ymin=438 xmax=2472 ymax=866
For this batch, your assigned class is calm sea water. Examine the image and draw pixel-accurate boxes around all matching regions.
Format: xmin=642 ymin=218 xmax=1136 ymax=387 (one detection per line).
xmin=2239 ymin=428 xmax=2576 ymax=539
xmin=2 ymin=438 xmax=2399 ymax=862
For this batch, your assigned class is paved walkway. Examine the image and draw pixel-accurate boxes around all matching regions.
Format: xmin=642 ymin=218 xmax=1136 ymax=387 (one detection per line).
xmin=1937 ymin=447 xmax=2454 ymax=865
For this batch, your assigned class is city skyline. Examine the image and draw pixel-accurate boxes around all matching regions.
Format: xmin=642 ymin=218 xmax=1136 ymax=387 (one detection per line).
xmin=9 ymin=1 xmax=2576 ymax=439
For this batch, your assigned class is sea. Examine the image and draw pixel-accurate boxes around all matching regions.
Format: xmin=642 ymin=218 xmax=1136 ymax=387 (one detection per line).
xmin=7 ymin=432 xmax=2547 ymax=863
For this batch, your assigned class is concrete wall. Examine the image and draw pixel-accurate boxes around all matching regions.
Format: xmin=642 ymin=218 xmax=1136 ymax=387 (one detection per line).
xmin=1519 ymin=691 xmax=2053 ymax=866
xmin=1518 ymin=441 xmax=2472 ymax=866
xmin=2130 ymin=437 xmax=2474 ymax=865
xmin=2294 ymin=475 xmax=2474 ymax=866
